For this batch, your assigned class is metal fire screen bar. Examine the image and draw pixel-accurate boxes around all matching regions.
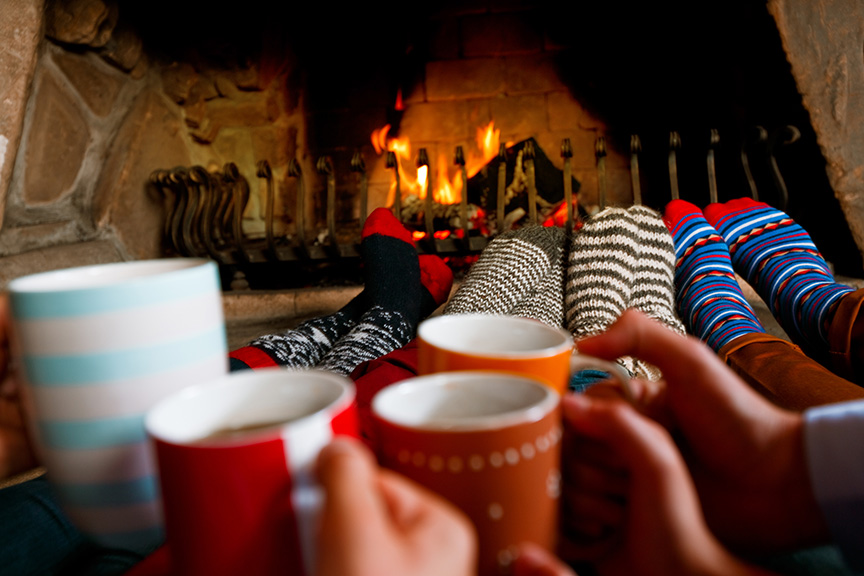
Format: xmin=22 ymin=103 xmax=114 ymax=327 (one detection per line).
xmin=148 ymin=125 xmax=799 ymax=269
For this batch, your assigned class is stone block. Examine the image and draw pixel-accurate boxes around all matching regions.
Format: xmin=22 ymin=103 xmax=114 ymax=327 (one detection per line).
xmin=0 ymin=240 xmax=123 ymax=288
xmin=400 ymin=100 xmax=477 ymax=142
xmin=503 ymin=54 xmax=567 ymax=94
xmin=206 ymin=90 xmax=278 ymax=128
xmin=52 ymin=48 xmax=123 ymax=117
xmin=546 ymin=90 xmax=584 ymax=132
xmin=426 ymin=58 xmax=506 ymax=101
xmin=161 ymin=62 xmax=198 ymax=104
xmin=489 ymin=94 xmax=546 ymax=137
xmin=427 ymin=17 xmax=460 ymax=61
xmin=461 ymin=11 xmax=543 ymax=57
xmin=45 ymin=0 xmax=114 ymax=47
xmin=0 ymin=0 xmax=43 ymax=228
xmin=23 ymin=71 xmax=90 ymax=205
xmin=0 ymin=221 xmax=79 ymax=256
xmin=92 ymin=89 xmax=190 ymax=260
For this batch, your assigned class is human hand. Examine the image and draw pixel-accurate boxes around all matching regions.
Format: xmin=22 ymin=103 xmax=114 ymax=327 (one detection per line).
xmin=571 ymin=309 xmax=829 ymax=553
xmin=314 ymin=438 xmax=476 ymax=576
xmin=0 ymin=293 xmax=37 ymax=480
xmin=558 ymin=393 xmax=776 ymax=576
xmin=511 ymin=541 xmax=578 ymax=576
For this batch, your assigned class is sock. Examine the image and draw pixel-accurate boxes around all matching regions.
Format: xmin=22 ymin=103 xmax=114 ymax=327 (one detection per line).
xmin=229 ymin=208 xmax=443 ymax=370
xmin=627 ymin=205 xmax=687 ymax=336
xmin=444 ymin=225 xmax=566 ymax=324
xmin=664 ymin=200 xmax=764 ymax=353
xmin=508 ymin=226 xmax=566 ymax=327
xmin=317 ymin=254 xmax=453 ymax=375
xmin=704 ymin=197 xmax=853 ymax=351
xmin=565 ymin=207 xmax=639 ymax=339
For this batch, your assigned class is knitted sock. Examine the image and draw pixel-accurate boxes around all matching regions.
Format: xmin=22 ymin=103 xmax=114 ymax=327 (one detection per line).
xmin=664 ymin=200 xmax=764 ymax=353
xmin=317 ymin=254 xmax=453 ymax=375
xmin=508 ymin=226 xmax=566 ymax=327
xmin=229 ymin=208 xmax=449 ymax=371
xmin=565 ymin=207 xmax=639 ymax=339
xmin=704 ymin=197 xmax=853 ymax=351
xmin=628 ymin=205 xmax=686 ymax=336
xmin=444 ymin=225 xmax=565 ymax=324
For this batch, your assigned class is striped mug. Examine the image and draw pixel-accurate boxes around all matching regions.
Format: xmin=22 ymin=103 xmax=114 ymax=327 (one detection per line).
xmin=7 ymin=258 xmax=227 ymax=554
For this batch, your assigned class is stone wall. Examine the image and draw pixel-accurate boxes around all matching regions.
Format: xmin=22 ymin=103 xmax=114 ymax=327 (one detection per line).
xmin=768 ymin=0 xmax=864 ymax=268
xmin=0 ymin=0 xmax=311 ymax=286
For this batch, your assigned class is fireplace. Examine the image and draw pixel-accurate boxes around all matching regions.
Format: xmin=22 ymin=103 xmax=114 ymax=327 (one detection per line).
xmin=2 ymin=0 xmax=864 ymax=346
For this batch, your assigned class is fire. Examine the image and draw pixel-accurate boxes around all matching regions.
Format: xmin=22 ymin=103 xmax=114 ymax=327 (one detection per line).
xmin=371 ymin=120 xmax=503 ymax=206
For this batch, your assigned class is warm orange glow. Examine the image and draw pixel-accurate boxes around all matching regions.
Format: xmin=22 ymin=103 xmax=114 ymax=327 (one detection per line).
xmin=433 ymin=230 xmax=450 ymax=239
xmin=371 ymin=120 xmax=503 ymax=207
xmin=412 ymin=231 xmax=426 ymax=241
xmin=371 ymin=125 xmax=391 ymax=155
xmin=474 ymin=121 xmax=500 ymax=170
xmin=395 ymin=88 xmax=404 ymax=111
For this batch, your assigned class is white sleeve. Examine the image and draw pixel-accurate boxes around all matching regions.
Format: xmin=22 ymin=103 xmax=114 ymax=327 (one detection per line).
xmin=804 ymin=400 xmax=864 ymax=569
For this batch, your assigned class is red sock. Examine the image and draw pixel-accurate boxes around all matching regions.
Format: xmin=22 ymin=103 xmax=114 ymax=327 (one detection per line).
xmin=418 ymin=254 xmax=453 ymax=309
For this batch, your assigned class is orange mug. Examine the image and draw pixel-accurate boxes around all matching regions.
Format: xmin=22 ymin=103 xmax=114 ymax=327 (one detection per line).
xmin=372 ymin=370 xmax=561 ymax=576
xmin=417 ymin=314 xmax=574 ymax=394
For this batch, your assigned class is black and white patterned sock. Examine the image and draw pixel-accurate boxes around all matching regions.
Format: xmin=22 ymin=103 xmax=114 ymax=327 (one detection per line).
xmin=230 ymin=208 xmax=452 ymax=372
xmin=317 ymin=253 xmax=453 ymax=376
xmin=444 ymin=225 xmax=566 ymax=326
xmin=565 ymin=207 xmax=640 ymax=339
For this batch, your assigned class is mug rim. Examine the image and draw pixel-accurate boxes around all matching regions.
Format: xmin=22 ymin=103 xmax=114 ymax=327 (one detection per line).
xmin=146 ymin=367 xmax=355 ymax=446
xmin=7 ymin=258 xmax=212 ymax=294
xmin=417 ymin=314 xmax=573 ymax=359
xmin=371 ymin=371 xmax=559 ymax=432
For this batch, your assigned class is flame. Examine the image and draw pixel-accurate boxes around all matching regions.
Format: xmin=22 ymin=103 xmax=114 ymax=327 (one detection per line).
xmin=372 ymin=120 xmax=502 ymax=206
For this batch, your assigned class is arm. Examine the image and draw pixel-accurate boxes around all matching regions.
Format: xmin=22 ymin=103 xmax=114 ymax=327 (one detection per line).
xmin=555 ymin=392 xmax=777 ymax=576
xmin=573 ymin=309 xmax=829 ymax=553
xmin=804 ymin=402 xmax=864 ymax=569
xmin=0 ymin=293 xmax=37 ymax=481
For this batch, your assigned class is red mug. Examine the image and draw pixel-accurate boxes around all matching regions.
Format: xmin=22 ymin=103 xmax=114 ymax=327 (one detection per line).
xmin=145 ymin=368 xmax=358 ymax=576
xmin=372 ymin=370 xmax=562 ymax=576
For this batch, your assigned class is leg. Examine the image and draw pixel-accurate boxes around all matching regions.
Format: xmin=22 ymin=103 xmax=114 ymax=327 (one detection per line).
xmin=827 ymin=287 xmax=864 ymax=384
xmin=565 ymin=207 xmax=639 ymax=339
xmin=704 ymin=198 xmax=854 ymax=358
xmin=663 ymin=200 xmax=765 ymax=352
xmin=719 ymin=332 xmax=864 ymax=411
xmin=230 ymin=209 xmax=451 ymax=371
xmin=316 ymin=254 xmax=453 ymax=376
xmin=444 ymin=225 xmax=565 ymax=326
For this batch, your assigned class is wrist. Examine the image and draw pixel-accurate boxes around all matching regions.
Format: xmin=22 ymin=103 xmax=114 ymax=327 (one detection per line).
xmin=771 ymin=413 xmax=831 ymax=546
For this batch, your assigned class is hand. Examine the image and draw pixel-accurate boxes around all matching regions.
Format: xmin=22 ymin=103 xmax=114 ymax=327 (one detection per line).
xmin=0 ymin=294 xmax=37 ymax=480
xmin=314 ymin=438 xmax=476 ymax=576
xmin=573 ymin=309 xmax=829 ymax=553
xmin=559 ymin=393 xmax=775 ymax=576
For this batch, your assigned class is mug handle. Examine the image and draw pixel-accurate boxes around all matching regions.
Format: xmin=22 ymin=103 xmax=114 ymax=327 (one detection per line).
xmin=569 ymin=353 xmax=634 ymax=403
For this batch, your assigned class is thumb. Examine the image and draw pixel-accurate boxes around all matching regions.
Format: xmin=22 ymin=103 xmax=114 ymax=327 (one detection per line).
xmin=513 ymin=542 xmax=577 ymax=576
xmin=316 ymin=438 xmax=388 ymax=534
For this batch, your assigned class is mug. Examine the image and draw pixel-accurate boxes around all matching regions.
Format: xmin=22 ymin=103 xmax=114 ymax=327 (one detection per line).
xmin=7 ymin=258 xmax=227 ymax=554
xmin=372 ymin=370 xmax=561 ymax=576
xmin=146 ymin=368 xmax=359 ymax=576
xmin=419 ymin=314 xmax=585 ymax=394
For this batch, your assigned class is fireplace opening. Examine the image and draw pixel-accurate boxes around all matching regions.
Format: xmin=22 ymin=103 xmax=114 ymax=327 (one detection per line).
xmin=3 ymin=0 xmax=863 ymax=300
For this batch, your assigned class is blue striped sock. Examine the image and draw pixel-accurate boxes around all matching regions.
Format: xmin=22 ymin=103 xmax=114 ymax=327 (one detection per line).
xmin=704 ymin=198 xmax=853 ymax=350
xmin=664 ymin=200 xmax=764 ymax=352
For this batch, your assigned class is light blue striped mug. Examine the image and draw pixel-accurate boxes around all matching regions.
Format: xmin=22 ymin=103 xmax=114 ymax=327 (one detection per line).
xmin=7 ymin=258 xmax=228 ymax=555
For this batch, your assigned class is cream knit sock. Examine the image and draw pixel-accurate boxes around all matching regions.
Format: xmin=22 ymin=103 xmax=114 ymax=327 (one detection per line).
xmin=445 ymin=225 xmax=566 ymax=327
